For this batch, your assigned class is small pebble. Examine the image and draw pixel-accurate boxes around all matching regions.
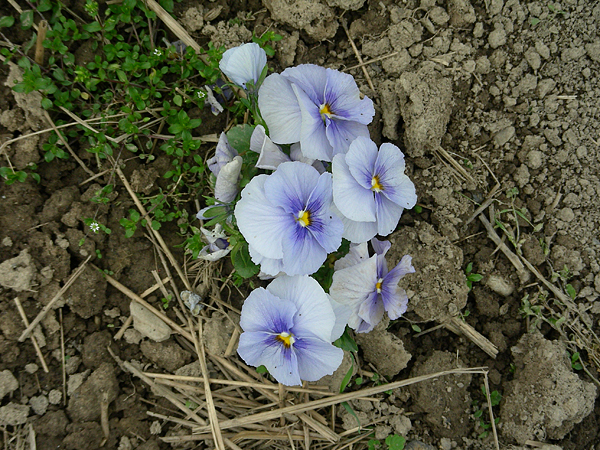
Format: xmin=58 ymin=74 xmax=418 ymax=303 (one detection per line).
xmin=25 ymin=363 xmax=39 ymax=374
xmin=48 ymin=389 xmax=62 ymax=405
xmin=30 ymin=395 xmax=49 ymax=415
xmin=486 ymin=274 xmax=515 ymax=297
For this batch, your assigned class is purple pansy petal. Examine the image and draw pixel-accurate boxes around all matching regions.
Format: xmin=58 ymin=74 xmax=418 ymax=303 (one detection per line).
xmin=332 ymin=154 xmax=377 ymax=222
xmin=334 ymin=241 xmax=369 ymax=271
xmin=294 ymin=85 xmax=334 ymax=161
xmin=381 ymin=287 xmax=409 ymax=320
xmin=294 ymin=335 xmax=344 ymax=381
xmin=281 ymin=224 xmax=328 ymax=276
xmin=214 ymin=155 xmax=242 ymax=203
xmin=375 ymin=143 xmax=417 ymax=208
xmin=207 ymin=133 xmax=238 ymax=176
xmin=282 ymin=64 xmax=327 ymax=106
xmin=328 ymin=296 xmax=352 ymax=341
xmin=235 ymin=175 xmax=288 ymax=260
xmin=239 ymin=287 xmax=297 ymax=333
xmin=258 ymin=74 xmax=303 ymax=144
xmin=250 ymin=125 xmax=291 ymax=170
xmin=263 ymin=161 xmax=321 ymax=215
xmin=248 ymin=245 xmax=284 ymax=276
xmin=324 ymin=68 xmax=375 ymax=125
xmin=268 ymin=275 xmax=335 ymax=342
xmin=356 ymin=290 xmax=384 ymax=333
xmin=238 ymin=332 xmax=302 ymax=386
xmin=375 ymin=193 xmax=404 ymax=236
xmin=220 ymin=43 xmax=267 ymax=88
xmin=345 ymin=136 xmax=379 ymax=190
xmin=381 ymin=176 xmax=418 ymax=209
xmin=304 ymin=173 xmax=343 ymax=253
xmin=324 ymin=117 xmax=370 ymax=158
xmin=371 ymin=238 xmax=391 ymax=257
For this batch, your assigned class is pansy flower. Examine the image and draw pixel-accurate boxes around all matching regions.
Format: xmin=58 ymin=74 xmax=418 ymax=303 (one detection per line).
xmin=238 ymin=275 xmax=344 ymax=386
xmin=329 ymin=238 xmax=414 ymax=333
xmin=205 ymin=133 xmax=242 ymax=204
xmin=258 ymin=64 xmax=375 ymax=161
xmin=197 ymin=224 xmax=231 ymax=261
xmin=332 ymin=137 xmax=417 ymax=243
xmin=234 ymin=161 xmax=343 ymax=276
xmin=220 ymin=43 xmax=267 ymax=90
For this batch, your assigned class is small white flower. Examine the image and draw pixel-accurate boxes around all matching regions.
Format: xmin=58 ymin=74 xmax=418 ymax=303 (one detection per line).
xmin=90 ymin=222 xmax=100 ymax=233
xmin=196 ymin=90 xmax=206 ymax=99
xmin=153 ymin=48 xmax=162 ymax=56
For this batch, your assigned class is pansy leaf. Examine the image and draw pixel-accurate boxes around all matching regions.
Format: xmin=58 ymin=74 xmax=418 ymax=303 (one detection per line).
xmin=231 ymin=242 xmax=260 ymax=278
xmin=226 ymin=124 xmax=255 ymax=154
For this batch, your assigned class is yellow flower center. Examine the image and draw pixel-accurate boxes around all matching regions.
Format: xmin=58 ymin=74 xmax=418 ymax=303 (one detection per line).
xmin=276 ymin=332 xmax=295 ymax=348
xmin=371 ymin=175 xmax=383 ymax=193
xmin=320 ymin=103 xmax=333 ymax=120
xmin=376 ymin=278 xmax=383 ymax=293
xmin=296 ymin=210 xmax=311 ymax=227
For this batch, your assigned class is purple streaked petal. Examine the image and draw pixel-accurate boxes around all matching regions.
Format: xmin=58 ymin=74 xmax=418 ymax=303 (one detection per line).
xmin=268 ymin=275 xmax=336 ymax=342
xmin=356 ymin=290 xmax=384 ymax=333
xmin=294 ymin=84 xmax=334 ymax=161
xmin=345 ymin=136 xmax=379 ymax=190
xmin=282 ymin=64 xmax=327 ymax=106
xmin=214 ymin=155 xmax=242 ymax=203
xmin=238 ymin=332 xmax=301 ymax=386
xmin=371 ymin=238 xmax=391 ymax=257
xmin=239 ymin=287 xmax=297 ymax=333
xmin=220 ymin=43 xmax=267 ymax=88
xmin=375 ymin=193 xmax=404 ymax=236
xmin=235 ymin=175 xmax=288 ymax=260
xmin=324 ymin=69 xmax=375 ymax=125
xmin=324 ymin=117 xmax=370 ymax=158
xmin=381 ymin=287 xmax=409 ymax=320
xmin=281 ymin=223 xmax=328 ymax=275
xmin=294 ymin=334 xmax=344 ymax=381
xmin=264 ymin=161 xmax=320 ymax=214
xmin=207 ymin=132 xmax=238 ymax=176
xmin=304 ymin=173 xmax=343 ymax=253
xmin=330 ymin=255 xmax=379 ymax=307
xmin=375 ymin=143 xmax=417 ymax=208
xmin=248 ymin=245 xmax=284 ymax=276
xmin=381 ymin=176 xmax=418 ymax=209
xmin=333 ymin=241 xmax=369 ymax=271
xmin=258 ymin=73 xmax=302 ymax=144
xmin=332 ymin=154 xmax=376 ymax=222
xmin=250 ymin=125 xmax=291 ymax=170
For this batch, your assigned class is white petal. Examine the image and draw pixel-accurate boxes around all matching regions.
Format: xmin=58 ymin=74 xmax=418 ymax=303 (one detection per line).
xmin=330 ymin=256 xmax=378 ymax=308
xmin=258 ymin=73 xmax=302 ymax=143
xmin=220 ymin=43 xmax=267 ymax=88
xmin=328 ymin=295 xmax=353 ymax=341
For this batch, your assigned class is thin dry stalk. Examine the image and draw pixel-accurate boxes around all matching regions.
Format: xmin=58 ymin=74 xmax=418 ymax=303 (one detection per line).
xmin=192 ymin=367 xmax=488 ymax=433
xmin=96 ymin=265 xmax=194 ymax=342
xmin=341 ymin=20 xmax=375 ymax=92
xmin=344 ymin=51 xmax=399 ymax=71
xmin=140 ymin=275 xmax=172 ymax=298
xmin=465 ymin=182 xmax=500 ymax=226
xmin=19 ymin=255 xmax=91 ymax=341
xmin=143 ymin=0 xmax=202 ymax=55
xmin=436 ymin=146 xmax=476 ymax=184
xmin=34 ymin=21 xmax=47 ymax=64
xmin=13 ymin=298 xmax=49 ymax=373
xmin=224 ymin=327 xmax=240 ymax=357
xmin=113 ymin=315 xmax=133 ymax=341
xmin=298 ymin=413 xmax=339 ymax=443
xmin=482 ymin=371 xmax=500 ymax=450
xmin=59 ymin=309 xmax=66 ymax=406
xmin=444 ymin=316 xmax=498 ymax=358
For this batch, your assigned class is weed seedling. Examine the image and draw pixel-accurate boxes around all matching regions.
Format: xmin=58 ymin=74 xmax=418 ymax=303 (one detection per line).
xmin=465 ymin=262 xmax=483 ymax=290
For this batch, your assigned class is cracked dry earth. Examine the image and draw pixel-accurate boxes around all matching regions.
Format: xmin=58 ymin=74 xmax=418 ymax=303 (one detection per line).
xmin=1 ymin=0 xmax=600 ymax=449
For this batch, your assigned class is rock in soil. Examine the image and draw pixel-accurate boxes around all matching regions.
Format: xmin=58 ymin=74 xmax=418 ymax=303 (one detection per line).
xmin=65 ymin=265 xmax=107 ymax=319
xmin=32 ymin=410 xmax=69 ymax=436
xmin=354 ymin=317 xmax=411 ymax=378
xmin=130 ymin=301 xmax=172 ymax=342
xmin=140 ymin=339 xmax=191 ymax=372
xmin=0 ymin=369 xmax=18 ymax=400
xmin=409 ymin=351 xmax=473 ymax=439
xmin=0 ymin=402 xmax=30 ymax=426
xmin=202 ymin=311 xmax=236 ymax=356
xmin=500 ymin=332 xmax=597 ymax=444
xmin=68 ymin=362 xmax=119 ymax=422
xmin=0 ymin=249 xmax=36 ymax=292
xmin=62 ymin=422 xmax=104 ymax=450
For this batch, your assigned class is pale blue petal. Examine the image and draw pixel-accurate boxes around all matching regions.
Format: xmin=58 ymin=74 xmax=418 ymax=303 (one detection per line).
xmin=356 ymin=291 xmax=384 ymax=333
xmin=207 ymin=133 xmax=238 ymax=176
xmin=382 ymin=287 xmax=409 ymax=320
xmin=328 ymin=296 xmax=353 ymax=341
xmin=375 ymin=193 xmax=404 ymax=236
xmin=282 ymin=64 xmax=327 ymax=106
xmin=264 ymin=161 xmax=320 ymax=214
xmin=332 ymin=154 xmax=376 ymax=222
xmin=325 ymin=117 xmax=370 ymax=158
xmin=333 ymin=241 xmax=369 ymax=271
xmin=239 ymin=287 xmax=297 ymax=333
xmin=234 ymin=175 xmax=288 ymax=260
xmin=338 ymin=213 xmax=378 ymax=244
xmin=258 ymin=73 xmax=302 ymax=143
xmin=220 ymin=43 xmax=267 ymax=88
xmin=345 ymin=136 xmax=378 ymax=190
xmin=305 ymin=173 xmax=343 ymax=253
xmin=324 ymin=68 xmax=375 ymax=125
xmin=330 ymin=256 xmax=378 ymax=308
xmin=370 ymin=238 xmax=391 ymax=257
xmin=268 ymin=275 xmax=335 ymax=342
xmin=198 ymin=247 xmax=231 ymax=261
xmin=290 ymin=143 xmax=325 ymax=173
xmin=238 ymin=332 xmax=302 ymax=386
xmin=281 ymin=225 xmax=328 ymax=276
xmin=294 ymin=335 xmax=344 ymax=381
xmin=375 ymin=143 xmax=417 ymax=209
xmin=294 ymin=84 xmax=333 ymax=161
xmin=248 ymin=245 xmax=284 ymax=277
xmin=250 ymin=125 xmax=291 ymax=170
xmin=214 ymin=155 xmax=242 ymax=203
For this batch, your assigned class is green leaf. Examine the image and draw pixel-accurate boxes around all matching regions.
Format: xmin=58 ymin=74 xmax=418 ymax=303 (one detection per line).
xmin=468 ymin=273 xmax=483 ymax=282
xmin=173 ymin=94 xmax=182 ymax=106
xmin=333 ymin=327 xmax=358 ymax=352
xmin=341 ymin=401 xmax=360 ymax=428
xmin=41 ymin=98 xmax=52 ymax=109
xmin=385 ymin=435 xmax=406 ymax=450
xmin=226 ymin=124 xmax=255 ymax=154
xmin=231 ymin=242 xmax=260 ymax=279
xmin=83 ymin=21 xmax=102 ymax=33
xmin=256 ymin=365 xmax=268 ymax=374
xmin=465 ymin=262 xmax=473 ymax=274
xmin=411 ymin=324 xmax=422 ymax=333
xmin=37 ymin=0 xmax=53 ymax=12
xmin=565 ymin=283 xmax=577 ymax=300
xmin=20 ymin=10 xmax=34 ymax=30
xmin=339 ymin=358 xmax=354 ymax=393
xmin=0 ymin=16 xmax=15 ymax=28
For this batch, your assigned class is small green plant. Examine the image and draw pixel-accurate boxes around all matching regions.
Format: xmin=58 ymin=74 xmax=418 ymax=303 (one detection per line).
xmin=161 ymin=295 xmax=171 ymax=310
xmin=473 ymin=386 xmax=501 ymax=439
xmin=570 ymin=352 xmax=583 ymax=371
xmin=465 ymin=262 xmax=483 ymax=290
xmin=367 ymin=435 xmax=406 ymax=450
